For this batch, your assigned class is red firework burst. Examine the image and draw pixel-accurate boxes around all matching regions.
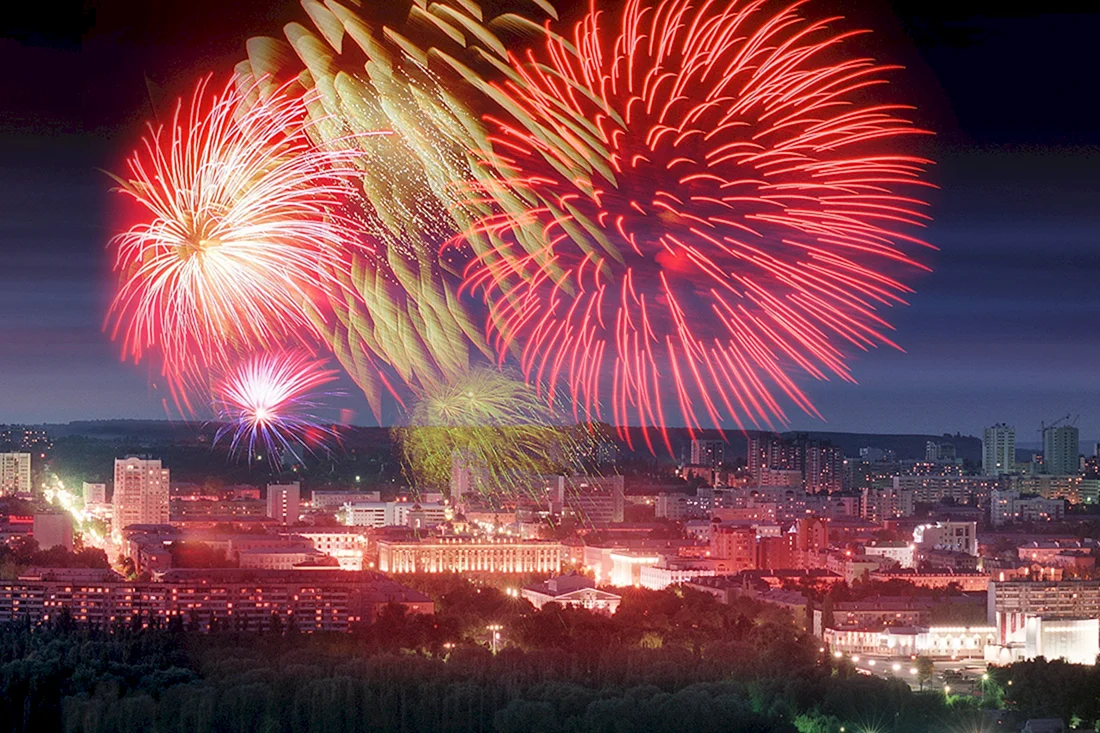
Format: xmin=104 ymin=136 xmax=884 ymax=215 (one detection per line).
xmin=107 ymin=76 xmax=378 ymax=408
xmin=461 ymin=0 xmax=934 ymax=452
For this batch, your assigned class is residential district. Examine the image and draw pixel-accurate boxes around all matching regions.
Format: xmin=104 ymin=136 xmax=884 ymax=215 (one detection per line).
xmin=1 ymin=422 xmax=1098 ymax=720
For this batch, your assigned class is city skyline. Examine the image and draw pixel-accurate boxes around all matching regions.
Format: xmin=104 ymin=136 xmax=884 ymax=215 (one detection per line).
xmin=1 ymin=1 xmax=1099 ymax=438
xmin=2 ymin=3 xmax=1098 ymax=732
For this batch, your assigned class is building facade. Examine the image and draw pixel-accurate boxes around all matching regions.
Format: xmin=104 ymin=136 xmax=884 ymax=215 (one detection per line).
xmin=83 ymin=482 xmax=107 ymax=505
xmin=266 ymin=483 xmax=301 ymax=525
xmin=112 ymin=458 xmax=169 ymax=530
xmin=1042 ymin=425 xmax=1079 ymax=476
xmin=376 ymin=537 xmax=564 ymax=574
xmin=983 ymin=424 xmax=1016 ymax=475
xmin=310 ymin=490 xmax=381 ymax=510
xmin=914 ymin=521 xmax=977 ymax=556
xmin=1010 ymin=475 xmax=1098 ymax=505
xmin=862 ymin=485 xmax=915 ymax=521
xmin=0 ymin=569 xmax=432 ymax=632
xmin=522 ymin=575 xmax=621 ymax=614
xmin=689 ymin=439 xmax=725 ymax=468
xmin=0 ymin=452 xmax=31 ymax=495
xmin=710 ymin=525 xmax=757 ymax=572
xmin=990 ymin=489 xmax=1066 ymax=526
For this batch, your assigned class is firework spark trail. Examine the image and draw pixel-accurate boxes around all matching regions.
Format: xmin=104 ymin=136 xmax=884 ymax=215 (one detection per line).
xmin=212 ymin=351 xmax=340 ymax=463
xmin=235 ymin=1 xmax=560 ymax=417
xmin=107 ymin=76 xmax=380 ymax=406
xmin=395 ymin=367 xmax=601 ymax=501
xmin=452 ymin=0 xmax=935 ymax=451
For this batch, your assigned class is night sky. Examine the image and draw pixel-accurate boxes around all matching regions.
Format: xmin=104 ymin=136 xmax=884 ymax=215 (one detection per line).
xmin=2 ymin=1 xmax=1098 ymax=444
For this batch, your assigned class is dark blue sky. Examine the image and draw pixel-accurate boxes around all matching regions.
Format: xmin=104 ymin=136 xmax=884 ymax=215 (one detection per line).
xmin=1 ymin=1 xmax=1098 ymax=443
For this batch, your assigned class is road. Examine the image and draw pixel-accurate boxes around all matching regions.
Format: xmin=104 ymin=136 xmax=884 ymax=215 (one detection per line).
xmin=839 ymin=653 xmax=990 ymax=696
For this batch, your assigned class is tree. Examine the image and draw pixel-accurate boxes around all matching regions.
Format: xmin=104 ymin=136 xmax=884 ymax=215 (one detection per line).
xmin=915 ymin=656 xmax=935 ymax=691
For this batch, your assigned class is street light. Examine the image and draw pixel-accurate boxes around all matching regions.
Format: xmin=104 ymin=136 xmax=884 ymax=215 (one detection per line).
xmin=851 ymin=655 xmax=860 ymax=663
xmin=486 ymin=624 xmax=503 ymax=654
xmin=892 ymin=663 xmax=901 ymax=672
xmin=834 ymin=651 xmax=844 ymax=659
xmin=909 ymin=667 xmax=918 ymax=675
xmin=868 ymin=660 xmax=876 ymax=667
xmin=943 ymin=685 xmax=951 ymax=695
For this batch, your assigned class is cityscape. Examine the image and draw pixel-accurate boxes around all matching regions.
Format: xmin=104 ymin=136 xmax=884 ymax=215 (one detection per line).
xmin=3 ymin=1 xmax=1099 ymax=733
xmin=2 ymin=421 xmax=1099 ymax=731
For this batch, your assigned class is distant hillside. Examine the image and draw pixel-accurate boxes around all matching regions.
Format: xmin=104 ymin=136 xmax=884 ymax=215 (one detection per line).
xmin=23 ymin=421 xmax=980 ymax=463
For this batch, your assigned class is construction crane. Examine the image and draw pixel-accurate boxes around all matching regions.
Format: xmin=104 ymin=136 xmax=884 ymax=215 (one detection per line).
xmin=1039 ymin=414 xmax=1079 ymax=434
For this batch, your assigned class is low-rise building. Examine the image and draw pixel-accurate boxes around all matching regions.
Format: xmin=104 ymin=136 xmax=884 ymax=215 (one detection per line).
xmin=521 ymin=575 xmax=621 ymax=614
xmin=913 ymin=521 xmax=977 ymax=556
xmin=917 ymin=548 xmax=981 ymax=573
xmin=291 ymin=529 xmax=369 ymax=570
xmin=377 ymin=536 xmax=564 ymax=574
xmin=868 ymin=568 xmax=990 ymax=592
xmin=824 ymin=624 xmax=997 ymax=659
xmin=238 ymin=547 xmax=331 ymax=570
xmin=863 ymin=541 xmax=915 ymax=569
xmin=311 ymin=490 xmax=381 ymax=510
xmin=826 ymin=552 xmax=889 ymax=584
xmin=343 ymin=501 xmax=450 ymax=529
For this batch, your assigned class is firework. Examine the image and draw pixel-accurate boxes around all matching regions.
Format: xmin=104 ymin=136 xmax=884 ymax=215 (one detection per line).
xmin=235 ymin=1 xmax=555 ymax=415
xmin=107 ymin=76 xmax=376 ymax=404
xmin=453 ymin=0 xmax=934 ymax=452
xmin=212 ymin=351 xmax=340 ymax=462
xmin=394 ymin=367 xmax=597 ymax=499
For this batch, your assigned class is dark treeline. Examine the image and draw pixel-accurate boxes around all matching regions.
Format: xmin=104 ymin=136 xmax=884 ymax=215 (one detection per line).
xmin=0 ymin=582 xmax=1095 ymax=732
xmin=0 ymin=536 xmax=109 ymax=580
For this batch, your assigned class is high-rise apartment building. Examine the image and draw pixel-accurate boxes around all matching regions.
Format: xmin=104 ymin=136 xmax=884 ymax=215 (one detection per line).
xmin=804 ymin=442 xmax=844 ymax=493
xmin=983 ymin=424 xmax=1016 ymax=475
xmin=748 ymin=433 xmax=799 ymax=482
xmin=1042 ymin=425 xmax=1079 ymax=476
xmin=450 ymin=450 xmax=490 ymax=503
xmin=112 ymin=458 xmax=170 ymax=530
xmin=925 ymin=441 xmax=957 ymax=463
xmin=748 ymin=433 xmax=842 ymax=492
xmin=689 ymin=439 xmax=725 ymax=467
xmin=0 ymin=452 xmax=31 ymax=495
xmin=267 ymin=483 xmax=301 ymax=525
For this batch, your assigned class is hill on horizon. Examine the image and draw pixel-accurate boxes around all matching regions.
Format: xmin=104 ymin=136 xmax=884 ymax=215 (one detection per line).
xmin=11 ymin=420 xmax=983 ymax=462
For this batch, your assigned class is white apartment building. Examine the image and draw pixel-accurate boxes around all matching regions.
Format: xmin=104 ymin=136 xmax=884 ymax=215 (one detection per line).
xmin=112 ymin=458 xmax=169 ymax=530
xmin=0 ymin=452 xmax=31 ymax=495
xmin=913 ymin=521 xmax=977 ymax=556
xmin=983 ymin=424 xmax=1015 ymax=475
xmin=990 ymin=489 xmax=1066 ymax=526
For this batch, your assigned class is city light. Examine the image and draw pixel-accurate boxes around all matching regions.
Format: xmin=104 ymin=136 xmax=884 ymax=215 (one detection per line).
xmin=486 ymin=624 xmax=504 ymax=655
